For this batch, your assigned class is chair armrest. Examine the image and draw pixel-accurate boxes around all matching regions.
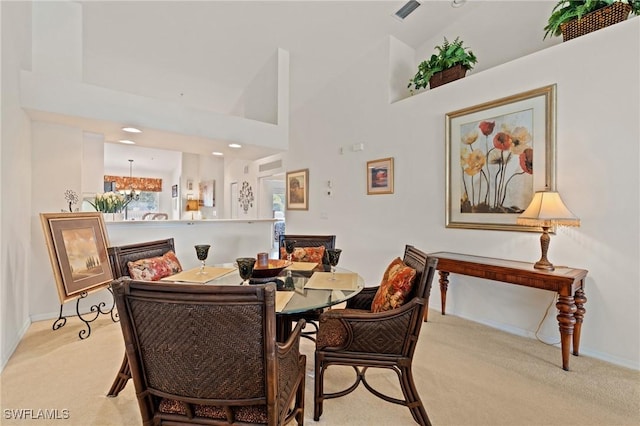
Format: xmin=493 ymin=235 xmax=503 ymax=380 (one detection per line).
xmin=317 ymin=299 xmax=424 ymax=353
xmin=277 ymin=320 xmax=306 ymax=418
xmin=345 ymin=286 xmax=378 ymax=310
xmin=278 ymin=319 xmax=305 ymax=355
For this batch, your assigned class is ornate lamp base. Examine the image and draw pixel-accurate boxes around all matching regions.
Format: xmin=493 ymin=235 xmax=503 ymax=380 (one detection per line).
xmin=534 ymin=226 xmax=555 ymax=271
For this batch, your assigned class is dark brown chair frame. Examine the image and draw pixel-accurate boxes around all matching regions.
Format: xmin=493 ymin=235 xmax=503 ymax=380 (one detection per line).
xmin=277 ymin=234 xmax=337 ymax=341
xmin=108 ymin=238 xmax=177 ymax=279
xmin=107 ymin=238 xmax=177 ymax=397
xmin=313 ymin=245 xmax=438 ymax=426
xmin=277 ymin=234 xmax=336 ymax=266
xmin=112 ymin=279 xmax=306 ymax=425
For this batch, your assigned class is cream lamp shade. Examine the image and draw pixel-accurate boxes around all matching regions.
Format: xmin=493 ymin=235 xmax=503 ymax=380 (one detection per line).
xmin=185 ymin=199 xmax=199 ymax=211
xmin=516 ymin=190 xmax=579 ymax=271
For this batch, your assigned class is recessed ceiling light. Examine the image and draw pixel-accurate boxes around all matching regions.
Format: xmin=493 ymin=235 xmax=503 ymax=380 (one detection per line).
xmin=122 ymin=127 xmax=142 ymax=133
xmin=119 ymin=139 xmax=136 ymax=145
xmin=228 ymin=143 xmax=242 ymax=149
xmin=451 ymin=0 xmax=467 ymax=8
xmin=212 ymin=151 xmax=224 ymax=156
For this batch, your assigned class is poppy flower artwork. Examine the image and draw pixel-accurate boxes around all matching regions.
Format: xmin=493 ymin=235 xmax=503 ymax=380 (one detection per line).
xmin=459 ymin=111 xmax=534 ymax=214
xmin=446 ymin=85 xmax=556 ymax=232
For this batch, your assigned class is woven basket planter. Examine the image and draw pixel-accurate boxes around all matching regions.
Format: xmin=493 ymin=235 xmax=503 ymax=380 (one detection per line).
xmin=561 ymin=2 xmax=632 ymax=41
xmin=429 ymin=64 xmax=467 ymax=89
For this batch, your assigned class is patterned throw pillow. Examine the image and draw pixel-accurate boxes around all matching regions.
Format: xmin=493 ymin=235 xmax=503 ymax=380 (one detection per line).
xmin=280 ymin=246 xmax=326 ymax=264
xmin=127 ymin=251 xmax=183 ymax=281
xmin=370 ymin=257 xmax=417 ymax=313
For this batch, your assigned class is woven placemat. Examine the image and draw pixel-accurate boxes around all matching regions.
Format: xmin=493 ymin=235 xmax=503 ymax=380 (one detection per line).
xmin=286 ymin=261 xmax=318 ymax=271
xmin=161 ymin=267 xmax=236 ymax=283
xmin=275 ymin=291 xmax=294 ymax=312
xmin=304 ymin=272 xmax=358 ymax=290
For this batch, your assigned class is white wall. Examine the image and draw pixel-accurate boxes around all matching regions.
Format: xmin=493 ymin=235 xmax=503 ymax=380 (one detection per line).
xmin=224 ymin=158 xmax=259 ymax=219
xmin=238 ymin=50 xmax=278 ymax=124
xmin=284 ymin=20 xmax=640 ymax=369
xmin=197 ymin=154 xmax=225 ymax=219
xmin=29 ymin=121 xmax=114 ymax=322
xmin=82 ymin=132 xmax=106 ymax=195
xmin=22 ymin=2 xmax=290 ymax=155
xmin=1 ymin=1 xmax=33 ymax=370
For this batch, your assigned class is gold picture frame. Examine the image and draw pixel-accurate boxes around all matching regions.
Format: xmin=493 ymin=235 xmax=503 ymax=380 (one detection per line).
xmin=367 ymin=157 xmax=394 ymax=195
xmin=40 ymin=212 xmax=113 ymax=303
xmin=286 ymin=169 xmax=309 ymax=210
xmin=445 ymin=84 xmax=556 ymax=232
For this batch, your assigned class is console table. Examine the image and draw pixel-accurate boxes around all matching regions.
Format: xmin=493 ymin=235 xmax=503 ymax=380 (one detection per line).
xmin=427 ymin=252 xmax=588 ymax=371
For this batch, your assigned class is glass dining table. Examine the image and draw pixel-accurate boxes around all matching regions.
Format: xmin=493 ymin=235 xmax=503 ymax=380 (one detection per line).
xmin=207 ymin=263 xmax=365 ymax=340
xmin=209 ymin=264 xmax=362 ymax=308
xmin=107 ymin=262 xmax=364 ymax=397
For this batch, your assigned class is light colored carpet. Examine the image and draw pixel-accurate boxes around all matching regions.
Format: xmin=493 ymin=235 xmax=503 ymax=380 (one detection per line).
xmin=1 ymin=312 xmax=638 ymax=426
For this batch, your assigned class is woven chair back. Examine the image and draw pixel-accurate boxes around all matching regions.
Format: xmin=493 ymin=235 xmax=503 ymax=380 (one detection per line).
xmin=113 ymin=280 xmax=278 ymax=408
xmin=403 ymin=245 xmax=437 ymax=303
xmin=401 ymin=245 xmax=439 ymax=356
xmin=278 ymin=234 xmax=336 ymax=265
xmin=108 ymin=238 xmax=176 ymax=278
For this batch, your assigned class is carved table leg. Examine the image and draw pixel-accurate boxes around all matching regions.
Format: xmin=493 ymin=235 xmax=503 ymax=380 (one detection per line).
xmin=439 ymin=271 xmax=449 ymax=316
xmin=573 ymin=286 xmax=587 ymax=356
xmin=556 ymin=294 xmax=577 ymax=371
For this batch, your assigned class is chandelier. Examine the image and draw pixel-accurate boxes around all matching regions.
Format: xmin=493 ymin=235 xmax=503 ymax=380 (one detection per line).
xmin=120 ymin=159 xmax=140 ymax=201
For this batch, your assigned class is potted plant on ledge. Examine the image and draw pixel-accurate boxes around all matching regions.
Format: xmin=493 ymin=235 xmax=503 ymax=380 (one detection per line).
xmin=408 ymin=37 xmax=477 ymax=93
xmin=544 ymin=0 xmax=639 ymax=41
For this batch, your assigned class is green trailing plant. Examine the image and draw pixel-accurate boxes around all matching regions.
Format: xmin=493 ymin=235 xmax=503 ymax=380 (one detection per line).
xmin=408 ymin=37 xmax=477 ymax=92
xmin=543 ymin=0 xmax=640 ymax=40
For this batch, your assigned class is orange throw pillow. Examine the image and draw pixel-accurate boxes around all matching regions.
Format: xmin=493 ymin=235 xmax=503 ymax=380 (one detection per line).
xmin=127 ymin=251 xmax=183 ymax=281
xmin=370 ymin=257 xmax=417 ymax=313
xmin=280 ymin=246 xmax=326 ymax=263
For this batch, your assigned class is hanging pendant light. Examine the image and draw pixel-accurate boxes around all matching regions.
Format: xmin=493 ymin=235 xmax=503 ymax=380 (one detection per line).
xmin=121 ymin=159 xmax=140 ymax=201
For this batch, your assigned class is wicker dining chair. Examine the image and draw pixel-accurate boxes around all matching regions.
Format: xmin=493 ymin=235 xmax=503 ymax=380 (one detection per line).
xmin=112 ymin=278 xmax=306 ymax=426
xmin=278 ymin=234 xmax=336 ymax=341
xmin=313 ymin=245 xmax=438 ymax=426
xmin=278 ymin=234 xmax=336 ymax=267
xmin=107 ymin=238 xmax=178 ymax=397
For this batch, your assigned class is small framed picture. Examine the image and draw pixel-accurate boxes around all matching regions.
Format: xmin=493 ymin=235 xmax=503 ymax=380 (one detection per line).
xmin=40 ymin=212 xmax=113 ymax=304
xmin=171 ymin=184 xmax=178 ymax=198
xmin=367 ymin=157 xmax=394 ymax=195
xmin=286 ymin=169 xmax=309 ymax=210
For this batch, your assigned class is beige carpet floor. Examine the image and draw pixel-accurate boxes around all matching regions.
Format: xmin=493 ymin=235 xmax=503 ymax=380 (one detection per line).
xmin=1 ymin=312 xmax=638 ymax=426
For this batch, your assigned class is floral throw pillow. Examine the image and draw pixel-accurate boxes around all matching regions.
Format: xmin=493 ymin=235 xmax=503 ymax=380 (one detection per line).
xmin=127 ymin=251 xmax=183 ymax=281
xmin=280 ymin=246 xmax=326 ymax=264
xmin=370 ymin=257 xmax=417 ymax=313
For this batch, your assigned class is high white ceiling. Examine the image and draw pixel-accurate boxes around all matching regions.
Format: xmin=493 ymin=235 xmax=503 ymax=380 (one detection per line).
xmin=82 ymin=0 xmax=480 ymax=114
xmin=36 ymin=1 xmax=556 ymax=171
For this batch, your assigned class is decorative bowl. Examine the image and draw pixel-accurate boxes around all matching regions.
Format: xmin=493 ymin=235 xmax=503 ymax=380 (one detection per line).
xmin=252 ymin=259 xmax=291 ymax=279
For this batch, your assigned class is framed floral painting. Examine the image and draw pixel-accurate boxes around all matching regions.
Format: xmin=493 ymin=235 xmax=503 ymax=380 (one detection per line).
xmin=445 ymin=84 xmax=556 ymax=231
xmin=40 ymin=212 xmax=113 ymax=303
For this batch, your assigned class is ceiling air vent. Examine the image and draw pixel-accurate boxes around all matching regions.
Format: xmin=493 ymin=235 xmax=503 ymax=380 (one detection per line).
xmin=259 ymin=159 xmax=282 ymax=173
xmin=394 ymin=1 xmax=421 ymax=20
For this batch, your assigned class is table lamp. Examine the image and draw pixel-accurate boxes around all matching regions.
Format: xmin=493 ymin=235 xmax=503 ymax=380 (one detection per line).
xmin=186 ymin=199 xmax=199 ymax=220
xmin=516 ymin=190 xmax=580 ymax=271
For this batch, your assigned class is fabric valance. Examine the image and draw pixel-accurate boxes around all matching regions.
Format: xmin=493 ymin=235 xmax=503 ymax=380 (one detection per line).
xmin=104 ymin=175 xmax=162 ymax=192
